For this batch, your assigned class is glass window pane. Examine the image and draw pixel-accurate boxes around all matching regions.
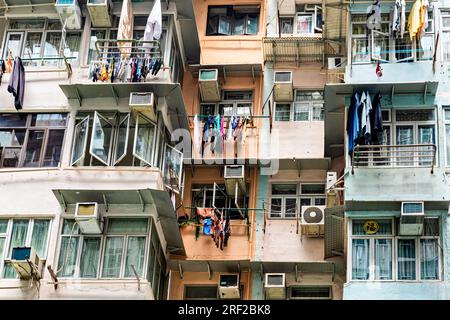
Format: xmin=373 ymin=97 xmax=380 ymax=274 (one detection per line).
xmin=62 ymin=219 xmax=80 ymax=235
xmin=64 ymin=32 xmax=81 ymax=63
xmin=223 ymin=91 xmax=252 ymax=100
xmin=71 ymin=116 xmax=89 ymax=166
xmin=0 ymin=237 xmax=5 ymax=259
xmin=301 ymin=184 xmax=325 ymax=194
xmin=163 ymin=145 xmax=183 ymax=190
xmin=352 ymin=38 xmax=370 ymax=63
xmin=271 ymin=184 xmax=297 ymax=195
xmin=420 ymin=239 xmax=439 ymax=280
xmin=445 ymin=109 xmax=450 ymax=121
xmin=107 ymin=218 xmax=148 ymax=234
xmin=396 ymin=110 xmax=435 ymax=121
xmin=102 ymin=237 xmax=124 ymax=278
xmin=31 ymin=220 xmax=50 ymax=257
xmin=398 ymin=239 xmax=416 ymax=280
xmin=31 ymin=114 xmax=67 ymax=127
xmin=9 ymin=19 xmax=45 ymax=29
xmin=114 ymin=114 xmax=129 ymax=165
xmin=88 ymin=30 xmax=106 ymax=63
xmin=0 ymin=114 xmax=27 ymax=127
xmin=296 ymin=15 xmax=313 ymax=33
xmin=285 ymin=198 xmax=297 ymax=218
xmin=147 ymin=242 xmax=156 ymax=284
xmin=43 ymin=130 xmax=64 ymax=167
xmin=280 ymin=18 xmax=293 ymax=34
xmin=22 ymin=32 xmax=43 ymax=67
xmin=314 ymin=197 xmax=326 ymax=205
xmin=4 ymin=33 xmax=23 ymax=59
xmin=270 ymin=198 xmax=282 ymax=218
xmin=79 ymin=238 xmax=101 ymax=278
xmin=57 ymin=237 xmax=79 ymax=277
xmin=375 ymin=239 xmax=392 ymax=280
xmin=373 ymin=32 xmax=390 ymax=62
xmin=90 ymin=113 xmax=112 ymax=165
xmin=8 ymin=220 xmax=29 ymax=257
xmin=424 ymin=218 xmax=440 ymax=236
xmin=3 ymin=262 xmax=16 ymax=279
xmin=23 ymin=130 xmax=45 ymax=167
xmin=124 ymin=236 xmax=146 ymax=277
xmin=218 ymin=103 xmax=234 ymax=116
xmin=312 ymin=104 xmax=324 ymax=121
xmin=294 ymin=103 xmax=310 ymax=121
xmin=1 ymin=147 xmax=22 ymax=168
xmin=352 ymin=239 xmax=370 ymax=280
xmin=134 ymin=115 xmax=155 ymax=165
xmin=246 ymin=15 xmax=259 ymax=35
xmin=237 ymin=103 xmax=251 ymax=116
xmin=43 ymin=32 xmax=62 ymax=66
xmin=233 ymin=14 xmax=245 ymax=35
xmin=0 ymin=220 xmax=8 ymax=234
xmin=275 ymin=104 xmax=291 ymax=121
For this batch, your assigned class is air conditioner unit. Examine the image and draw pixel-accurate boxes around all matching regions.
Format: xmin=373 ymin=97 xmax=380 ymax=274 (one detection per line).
xmin=218 ymin=274 xmax=240 ymax=299
xmin=87 ymin=0 xmax=112 ymax=27
xmin=11 ymin=247 xmax=43 ymax=280
xmin=224 ymin=165 xmax=246 ymax=196
xmin=328 ymin=57 xmax=344 ymax=69
xmin=199 ymin=69 xmax=221 ymax=102
xmin=400 ymin=202 xmax=424 ymax=235
xmin=129 ymin=92 xmax=156 ymax=121
xmin=74 ymin=202 xmax=103 ymax=234
xmin=301 ymin=206 xmax=325 ymax=236
xmin=274 ymin=71 xmax=293 ymax=102
xmin=55 ymin=0 xmax=82 ymax=30
xmin=264 ymin=273 xmax=286 ymax=300
xmin=326 ymin=171 xmax=337 ymax=190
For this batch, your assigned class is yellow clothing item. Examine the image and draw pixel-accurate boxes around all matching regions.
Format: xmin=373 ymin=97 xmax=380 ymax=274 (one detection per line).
xmin=100 ymin=64 xmax=109 ymax=81
xmin=408 ymin=0 xmax=422 ymax=40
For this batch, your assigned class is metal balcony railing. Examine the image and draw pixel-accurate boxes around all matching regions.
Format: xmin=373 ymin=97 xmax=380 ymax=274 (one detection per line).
xmin=351 ymin=144 xmax=437 ymax=174
xmin=94 ymin=39 xmax=162 ymax=63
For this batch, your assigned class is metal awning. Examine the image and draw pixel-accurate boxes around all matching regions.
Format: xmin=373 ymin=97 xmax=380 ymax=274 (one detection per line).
xmin=52 ymin=188 xmax=186 ymax=256
xmin=323 ymin=80 xmax=439 ymax=159
xmin=59 ymin=82 xmax=189 ymax=131
xmin=263 ymin=36 xmax=328 ymax=64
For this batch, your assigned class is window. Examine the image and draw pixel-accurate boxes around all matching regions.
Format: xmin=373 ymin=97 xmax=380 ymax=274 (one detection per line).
xmin=0 ymin=218 xmax=51 ymax=279
xmin=444 ymin=108 xmax=450 ymax=166
xmin=351 ymin=12 xmax=434 ymax=64
xmin=70 ymin=111 xmax=167 ymax=168
xmin=289 ymin=286 xmax=332 ymax=300
xmin=184 ymin=285 xmax=218 ymax=300
xmin=192 ymin=184 xmax=249 ymax=220
xmin=273 ymin=91 xmax=324 ymax=122
xmin=0 ymin=113 xmax=67 ymax=168
xmin=206 ymin=6 xmax=260 ymax=36
xmin=269 ymin=183 xmax=326 ymax=219
xmin=441 ymin=10 xmax=450 ymax=62
xmin=2 ymin=19 xmax=82 ymax=67
xmin=279 ymin=5 xmax=322 ymax=36
xmin=199 ymin=91 xmax=253 ymax=120
xmin=350 ymin=218 xmax=441 ymax=281
xmin=57 ymin=218 xmax=156 ymax=281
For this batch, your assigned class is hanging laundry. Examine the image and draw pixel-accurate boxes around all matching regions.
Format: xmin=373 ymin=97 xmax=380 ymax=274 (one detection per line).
xmin=109 ymin=58 xmax=116 ymax=83
xmin=376 ymin=61 xmax=383 ymax=77
xmin=347 ymin=92 xmax=361 ymax=155
xmin=152 ymin=58 xmax=162 ymax=76
xmin=6 ymin=56 xmax=13 ymax=73
xmin=193 ymin=115 xmax=201 ymax=153
xmin=100 ymin=63 xmax=109 ymax=81
xmin=0 ymin=60 xmax=5 ymax=86
xmin=203 ymin=218 xmax=212 ymax=235
xmin=117 ymin=0 xmax=134 ymax=59
xmin=420 ymin=0 xmax=429 ymax=35
xmin=366 ymin=0 xmax=381 ymax=30
xmin=400 ymin=0 xmax=406 ymax=38
xmin=370 ymin=92 xmax=383 ymax=144
xmin=7 ymin=57 xmax=25 ymax=110
xmin=408 ymin=0 xmax=422 ymax=40
xmin=223 ymin=212 xmax=231 ymax=247
xmin=240 ymin=117 xmax=249 ymax=145
xmin=392 ymin=0 xmax=402 ymax=38
xmin=227 ymin=116 xmax=234 ymax=141
xmin=201 ymin=115 xmax=213 ymax=156
xmin=196 ymin=207 xmax=214 ymax=218
xmin=363 ymin=91 xmax=372 ymax=142
xmin=143 ymin=0 xmax=162 ymax=57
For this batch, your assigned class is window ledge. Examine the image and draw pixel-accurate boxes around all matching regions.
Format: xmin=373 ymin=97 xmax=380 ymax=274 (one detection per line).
xmin=46 ymin=279 xmax=150 ymax=285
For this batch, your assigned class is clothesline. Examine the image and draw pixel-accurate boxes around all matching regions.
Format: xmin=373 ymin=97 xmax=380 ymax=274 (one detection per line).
xmin=188 ymin=115 xmax=270 ymax=119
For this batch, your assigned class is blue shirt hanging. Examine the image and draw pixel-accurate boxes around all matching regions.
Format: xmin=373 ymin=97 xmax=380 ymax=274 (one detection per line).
xmin=203 ymin=218 xmax=212 ymax=235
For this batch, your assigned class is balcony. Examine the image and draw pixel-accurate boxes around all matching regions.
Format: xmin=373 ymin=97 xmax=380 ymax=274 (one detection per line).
xmin=351 ymin=144 xmax=437 ymax=174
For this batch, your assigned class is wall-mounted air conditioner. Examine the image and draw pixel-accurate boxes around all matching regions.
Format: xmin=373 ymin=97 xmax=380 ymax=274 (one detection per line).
xmin=274 ymin=71 xmax=293 ymax=102
xmin=11 ymin=247 xmax=43 ymax=280
xmin=199 ymin=69 xmax=221 ymax=102
xmin=87 ymin=0 xmax=112 ymax=27
xmin=301 ymin=206 xmax=325 ymax=236
xmin=224 ymin=165 xmax=246 ymax=196
xmin=218 ymin=274 xmax=240 ymax=299
xmin=129 ymin=92 xmax=156 ymax=121
xmin=264 ymin=273 xmax=286 ymax=300
xmin=55 ymin=0 xmax=82 ymax=30
xmin=75 ymin=202 xmax=103 ymax=234
xmin=328 ymin=57 xmax=344 ymax=69
xmin=400 ymin=202 xmax=424 ymax=235
xmin=326 ymin=172 xmax=337 ymax=190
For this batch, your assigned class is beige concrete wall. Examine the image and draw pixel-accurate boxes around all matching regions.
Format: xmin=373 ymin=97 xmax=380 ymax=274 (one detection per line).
xmin=169 ymin=271 xmax=251 ymax=300
xmin=193 ymin=0 xmax=265 ymax=65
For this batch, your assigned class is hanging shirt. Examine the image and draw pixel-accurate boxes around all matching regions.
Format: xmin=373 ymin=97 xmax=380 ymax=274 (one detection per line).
xmin=7 ymin=57 xmax=25 ymax=110
xmin=408 ymin=0 xmax=422 ymax=40
xmin=203 ymin=218 xmax=212 ymax=235
xmin=366 ymin=0 xmax=381 ymax=30
xmin=347 ymin=92 xmax=361 ymax=155
xmin=420 ymin=0 xmax=429 ymax=35
xmin=400 ymin=0 xmax=406 ymax=38
xmin=392 ymin=0 xmax=401 ymax=38
xmin=364 ymin=91 xmax=372 ymax=140
xmin=227 ymin=117 xmax=234 ymax=141
xmin=370 ymin=92 xmax=383 ymax=144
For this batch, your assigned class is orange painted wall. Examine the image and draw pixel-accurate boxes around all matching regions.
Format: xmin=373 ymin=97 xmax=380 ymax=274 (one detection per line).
xmin=193 ymin=0 xmax=265 ymax=65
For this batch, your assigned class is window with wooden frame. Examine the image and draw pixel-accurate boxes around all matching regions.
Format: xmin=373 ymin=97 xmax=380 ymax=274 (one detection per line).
xmin=0 ymin=113 xmax=67 ymax=168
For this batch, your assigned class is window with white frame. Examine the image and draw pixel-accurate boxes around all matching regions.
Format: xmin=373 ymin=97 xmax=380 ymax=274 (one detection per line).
xmin=200 ymin=90 xmax=253 ymax=120
xmin=443 ymin=108 xmax=450 ymax=166
xmin=274 ymin=91 xmax=324 ymax=122
xmin=2 ymin=19 xmax=83 ymax=67
xmin=70 ymin=111 xmax=168 ymax=168
xmin=350 ymin=218 xmax=441 ymax=281
xmin=279 ymin=4 xmax=322 ymax=36
xmin=441 ymin=10 xmax=450 ymax=62
xmin=351 ymin=11 xmax=434 ymax=64
xmin=0 ymin=218 xmax=51 ymax=279
xmin=206 ymin=5 xmax=260 ymax=36
xmin=269 ymin=183 xmax=326 ymax=219
xmin=57 ymin=218 xmax=158 ymax=281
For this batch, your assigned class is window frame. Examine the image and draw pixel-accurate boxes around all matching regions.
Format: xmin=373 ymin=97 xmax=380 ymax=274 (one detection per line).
xmin=205 ymin=5 xmax=261 ymax=36
xmin=269 ymin=182 xmax=326 ymax=219
xmin=56 ymin=217 xmax=151 ymax=280
xmin=0 ymin=218 xmax=52 ymax=279
xmin=0 ymin=113 xmax=68 ymax=169
xmin=443 ymin=107 xmax=450 ymax=167
xmin=199 ymin=90 xmax=254 ymax=118
xmin=273 ymin=91 xmax=324 ymax=122
xmin=349 ymin=217 xmax=442 ymax=282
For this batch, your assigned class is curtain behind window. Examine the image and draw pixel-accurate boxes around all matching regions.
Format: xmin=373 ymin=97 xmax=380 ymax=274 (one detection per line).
xmin=421 ymin=239 xmax=439 ymax=280
xmin=102 ymin=237 xmax=124 ymax=278
xmin=352 ymin=239 xmax=369 ymax=280
xmin=31 ymin=220 xmax=50 ymax=257
xmin=124 ymin=236 xmax=146 ymax=277
xmin=398 ymin=239 xmax=416 ymax=280
xmin=79 ymin=238 xmax=101 ymax=278
xmin=375 ymin=239 xmax=392 ymax=280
